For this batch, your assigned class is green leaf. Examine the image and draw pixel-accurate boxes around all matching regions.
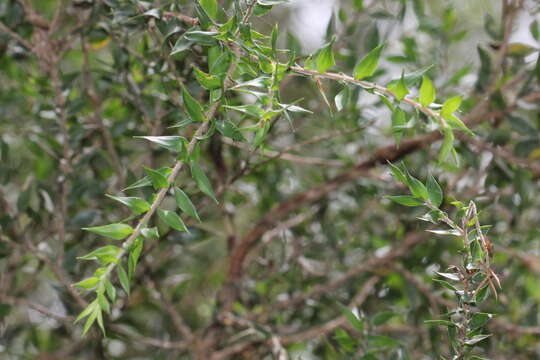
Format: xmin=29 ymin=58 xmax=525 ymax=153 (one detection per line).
xmin=406 ymin=173 xmax=428 ymax=200
xmin=83 ymin=223 xmax=134 ymax=240
xmin=387 ymin=162 xmax=407 ymax=185
xmin=391 ymin=107 xmax=406 ymax=145
xmin=75 ymin=299 xmax=98 ymax=324
xmin=194 ymin=67 xmax=222 ymax=89
xmin=419 ymin=75 xmax=436 ymax=107
xmin=182 ymin=88 xmax=207 ymax=122
xmin=141 ymin=227 xmax=159 ymax=240
xmin=73 ymin=277 xmax=100 ymax=289
xmin=426 ymin=175 xmax=443 ymax=207
xmin=134 ymin=136 xmax=185 ymax=152
xmin=337 ymin=303 xmax=364 ymax=332
xmin=465 ymin=334 xmax=491 ymax=345
xmin=367 ymin=335 xmax=400 ymax=348
xmin=191 ymin=163 xmax=218 ymax=203
xmin=104 ymin=279 xmax=116 ymax=303
xmin=199 ymin=0 xmax=217 ymax=19
xmin=388 ymin=195 xmax=424 ymax=206
xmin=123 ymin=168 xmax=172 ymax=191
xmin=432 ymin=279 xmax=458 ymax=292
xmin=77 ymin=245 xmax=122 ymax=265
xmin=216 ymin=120 xmax=246 ymax=142
xmin=128 ymin=237 xmax=144 ymax=279
xmin=106 ymin=195 xmax=150 ymax=215
xmin=144 ymin=167 xmax=169 ymax=189
xmin=174 ymin=187 xmax=201 ymax=221
xmin=82 ymin=305 xmax=100 ymax=335
xmin=470 ymin=313 xmax=492 ymax=330
xmin=316 ymin=39 xmax=335 ymax=73
xmin=438 ymin=128 xmax=454 ymax=163
xmin=372 ymin=311 xmax=396 ymax=326
xmin=117 ymin=265 xmax=130 ymax=295
xmin=353 ymin=43 xmax=384 ymax=80
xmin=424 ymin=320 xmax=456 ymax=327
xmin=157 ymin=209 xmax=189 ymax=232
xmin=441 ymin=96 xmax=462 ymax=118
xmin=446 ymin=114 xmax=474 ymax=136
xmin=387 ymin=72 xmax=409 ymax=101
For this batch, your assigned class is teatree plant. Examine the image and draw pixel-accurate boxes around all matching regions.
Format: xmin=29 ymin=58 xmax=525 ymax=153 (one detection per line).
xmin=3 ymin=0 xmax=539 ymax=358
xmin=72 ymin=0 xmax=475 ymax=335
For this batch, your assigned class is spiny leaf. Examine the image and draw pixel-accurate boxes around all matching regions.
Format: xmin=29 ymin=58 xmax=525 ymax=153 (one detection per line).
xmin=83 ymin=223 xmax=134 ymax=240
xmin=353 ymin=43 xmax=384 ymax=80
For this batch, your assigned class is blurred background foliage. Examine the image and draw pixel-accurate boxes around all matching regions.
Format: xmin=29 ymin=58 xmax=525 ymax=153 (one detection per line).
xmin=1 ymin=0 xmax=540 ymax=359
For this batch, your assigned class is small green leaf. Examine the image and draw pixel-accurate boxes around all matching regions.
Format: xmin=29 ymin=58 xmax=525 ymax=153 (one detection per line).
xmin=128 ymin=237 xmax=144 ymax=279
xmin=337 ymin=303 xmax=364 ymax=332
xmin=82 ymin=306 xmax=100 ymax=335
xmin=106 ymin=195 xmax=151 ymax=215
xmin=134 ymin=136 xmax=185 ymax=152
xmin=174 ymin=187 xmax=201 ymax=221
xmin=387 ymin=162 xmax=407 ymax=185
xmin=191 ymin=163 xmax=218 ymax=203
xmin=141 ymin=227 xmax=159 ymax=240
xmin=353 ymin=43 xmax=384 ymax=80
xmin=77 ymin=245 xmax=122 ymax=265
xmin=83 ymin=223 xmax=134 ymax=240
xmin=117 ymin=265 xmax=130 ymax=295
xmin=104 ymin=280 xmax=116 ymax=303
xmin=470 ymin=313 xmax=492 ymax=330
xmin=424 ymin=320 xmax=456 ymax=327
xmin=441 ymin=96 xmax=462 ymax=118
xmin=432 ymin=279 xmax=458 ymax=292
xmin=194 ymin=67 xmax=222 ymax=89
xmin=144 ymin=167 xmax=169 ymax=189
xmin=406 ymin=173 xmax=428 ymax=200
xmin=216 ymin=120 xmax=246 ymax=142
xmin=316 ymin=39 xmax=336 ymax=73
xmin=182 ymin=88 xmax=207 ymax=122
xmin=73 ymin=277 xmax=100 ymax=289
xmin=446 ymin=114 xmax=474 ymax=136
xmin=75 ymin=299 xmax=98 ymax=324
xmin=387 ymin=72 xmax=409 ymax=101
xmin=438 ymin=128 xmax=454 ymax=163
xmin=465 ymin=334 xmax=491 ymax=345
xmin=391 ymin=107 xmax=406 ymax=145
xmin=158 ymin=209 xmax=189 ymax=232
xmin=388 ymin=195 xmax=424 ymax=206
xmin=372 ymin=311 xmax=396 ymax=326
xmin=426 ymin=175 xmax=443 ymax=207
xmin=199 ymin=0 xmax=217 ymax=19
xmin=419 ymin=75 xmax=436 ymax=107
xmin=367 ymin=335 xmax=400 ymax=348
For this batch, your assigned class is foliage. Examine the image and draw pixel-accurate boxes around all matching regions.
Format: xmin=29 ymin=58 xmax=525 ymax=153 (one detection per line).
xmin=1 ymin=0 xmax=540 ymax=359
